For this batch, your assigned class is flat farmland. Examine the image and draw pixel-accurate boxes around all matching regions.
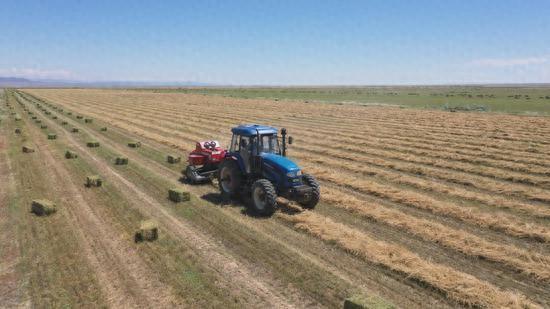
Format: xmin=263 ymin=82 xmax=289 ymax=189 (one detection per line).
xmin=3 ymin=88 xmax=550 ymax=308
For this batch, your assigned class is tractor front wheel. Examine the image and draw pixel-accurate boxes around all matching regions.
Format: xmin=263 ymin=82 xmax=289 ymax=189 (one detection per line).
xmin=299 ymin=173 xmax=320 ymax=209
xmin=218 ymin=160 xmax=242 ymax=198
xmin=251 ymin=179 xmax=277 ymax=216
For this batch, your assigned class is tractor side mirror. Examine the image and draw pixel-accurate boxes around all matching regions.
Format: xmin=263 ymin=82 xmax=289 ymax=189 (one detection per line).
xmin=288 ymin=136 xmax=293 ymax=145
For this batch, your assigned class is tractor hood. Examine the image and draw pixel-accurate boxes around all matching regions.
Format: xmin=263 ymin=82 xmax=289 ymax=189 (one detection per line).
xmin=261 ymin=153 xmax=300 ymax=174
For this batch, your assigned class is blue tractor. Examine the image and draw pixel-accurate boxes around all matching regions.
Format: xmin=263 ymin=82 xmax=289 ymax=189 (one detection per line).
xmin=218 ymin=124 xmax=320 ymax=215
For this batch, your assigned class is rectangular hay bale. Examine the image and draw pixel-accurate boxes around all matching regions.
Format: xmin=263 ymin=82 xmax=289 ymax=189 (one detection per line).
xmin=167 ymin=155 xmax=181 ymax=164
xmin=86 ymin=175 xmax=102 ymax=187
xmin=47 ymin=133 xmax=57 ymax=140
xmin=52 ymin=116 xmax=57 ymax=119
xmin=15 ymin=128 xmax=21 ymax=134
xmin=31 ymin=116 xmax=37 ymax=119
xmin=67 ymin=111 xmax=72 ymax=115
xmin=100 ymin=127 xmax=107 ymax=131
xmin=86 ymin=141 xmax=100 ymax=147
xmin=61 ymin=121 xmax=68 ymax=125
xmin=22 ymin=145 xmax=35 ymax=153
xmin=71 ymin=127 xmax=79 ymax=133
xmin=65 ymin=150 xmax=78 ymax=159
xmin=168 ymin=188 xmax=190 ymax=203
xmin=40 ymin=125 xmax=48 ymax=129
xmin=115 ymin=157 xmax=128 ymax=165
xmin=31 ymin=199 xmax=57 ymax=216
xmin=135 ymin=220 xmax=158 ymax=242
xmin=76 ymin=115 xmax=83 ymax=119
xmin=128 ymin=141 xmax=141 ymax=148
xmin=84 ymin=118 xmax=93 ymax=123
xmin=35 ymin=119 xmax=42 ymax=124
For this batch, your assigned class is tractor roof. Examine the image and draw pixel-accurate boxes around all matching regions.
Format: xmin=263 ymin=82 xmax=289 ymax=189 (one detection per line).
xmin=231 ymin=124 xmax=278 ymax=136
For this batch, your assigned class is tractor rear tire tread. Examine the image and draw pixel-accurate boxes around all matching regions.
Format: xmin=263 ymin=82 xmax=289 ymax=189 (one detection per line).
xmin=251 ymin=179 xmax=277 ymax=216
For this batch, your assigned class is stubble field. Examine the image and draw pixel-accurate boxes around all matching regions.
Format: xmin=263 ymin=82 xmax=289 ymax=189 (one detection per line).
xmin=1 ymin=88 xmax=549 ymax=308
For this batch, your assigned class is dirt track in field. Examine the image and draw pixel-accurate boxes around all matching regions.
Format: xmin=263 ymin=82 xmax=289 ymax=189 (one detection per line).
xmin=14 ymin=89 xmax=550 ymax=307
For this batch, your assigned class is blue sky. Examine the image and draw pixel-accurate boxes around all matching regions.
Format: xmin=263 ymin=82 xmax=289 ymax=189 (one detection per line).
xmin=1 ymin=0 xmax=549 ymax=85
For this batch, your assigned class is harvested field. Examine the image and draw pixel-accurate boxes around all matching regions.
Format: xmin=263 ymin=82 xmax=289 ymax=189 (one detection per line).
xmin=4 ymin=88 xmax=550 ymax=308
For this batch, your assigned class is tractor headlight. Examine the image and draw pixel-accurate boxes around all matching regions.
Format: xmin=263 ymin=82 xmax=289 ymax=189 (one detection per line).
xmin=287 ymin=170 xmax=302 ymax=177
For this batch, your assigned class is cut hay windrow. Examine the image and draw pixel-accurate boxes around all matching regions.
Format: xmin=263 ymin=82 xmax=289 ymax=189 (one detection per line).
xmin=65 ymin=150 xmax=78 ymax=159
xmin=279 ymin=211 xmax=537 ymax=308
xmin=85 ymin=175 xmax=102 ymax=187
xmin=294 ymin=151 xmax=550 ymax=218
xmin=168 ymin=188 xmax=190 ymax=203
xmin=31 ymin=199 xmax=57 ymax=216
xmin=307 ymin=164 xmax=550 ymax=242
xmin=86 ymin=141 xmax=100 ymax=148
xmin=166 ymin=154 xmax=181 ymax=164
xmin=321 ymin=186 xmax=550 ymax=281
xmin=134 ymin=220 xmax=158 ymax=242
xmin=115 ymin=157 xmax=128 ymax=165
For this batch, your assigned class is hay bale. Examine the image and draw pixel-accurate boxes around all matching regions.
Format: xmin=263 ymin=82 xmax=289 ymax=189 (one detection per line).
xmin=59 ymin=108 xmax=63 ymax=112
xmin=343 ymin=295 xmax=394 ymax=309
xmin=28 ymin=111 xmax=33 ymax=115
xmin=167 ymin=155 xmax=181 ymax=164
xmin=22 ymin=145 xmax=35 ymax=153
xmin=52 ymin=116 xmax=57 ymax=119
xmin=128 ymin=141 xmax=141 ymax=148
xmin=45 ymin=111 xmax=51 ymax=115
xmin=35 ymin=119 xmax=42 ymax=124
xmin=134 ymin=220 xmax=158 ymax=242
xmin=71 ymin=127 xmax=79 ymax=133
xmin=76 ymin=115 xmax=83 ymax=119
xmin=86 ymin=141 xmax=100 ymax=147
xmin=67 ymin=111 xmax=72 ymax=115
xmin=40 ymin=125 xmax=48 ymax=129
xmin=65 ymin=150 xmax=78 ymax=159
xmin=31 ymin=116 xmax=37 ymax=119
xmin=61 ymin=121 xmax=68 ymax=125
xmin=47 ymin=133 xmax=57 ymax=140
xmin=168 ymin=188 xmax=190 ymax=203
xmin=31 ymin=199 xmax=57 ymax=216
xmin=100 ymin=127 xmax=107 ymax=131
xmin=84 ymin=118 xmax=93 ymax=123
xmin=15 ymin=128 xmax=21 ymax=134
xmin=14 ymin=115 xmax=21 ymax=121
xmin=115 ymin=157 xmax=128 ymax=165
xmin=86 ymin=175 xmax=102 ymax=187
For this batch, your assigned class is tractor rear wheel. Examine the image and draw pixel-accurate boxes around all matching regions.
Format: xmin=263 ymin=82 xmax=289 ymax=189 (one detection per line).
xmin=299 ymin=173 xmax=320 ymax=209
xmin=251 ymin=179 xmax=277 ymax=216
xmin=218 ymin=160 xmax=242 ymax=198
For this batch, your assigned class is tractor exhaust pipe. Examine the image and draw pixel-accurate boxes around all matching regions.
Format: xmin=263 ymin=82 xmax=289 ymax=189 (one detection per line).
xmin=281 ymin=128 xmax=287 ymax=157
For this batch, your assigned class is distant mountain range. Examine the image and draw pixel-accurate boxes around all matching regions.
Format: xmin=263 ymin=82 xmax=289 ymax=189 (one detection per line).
xmin=0 ymin=77 xmax=210 ymax=88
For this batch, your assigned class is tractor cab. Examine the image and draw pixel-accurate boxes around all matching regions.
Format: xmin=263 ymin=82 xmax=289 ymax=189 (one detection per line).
xmin=218 ymin=124 xmax=320 ymax=215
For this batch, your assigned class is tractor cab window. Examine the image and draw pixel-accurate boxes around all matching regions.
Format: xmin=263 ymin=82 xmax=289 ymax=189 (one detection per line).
xmin=259 ymin=134 xmax=280 ymax=154
xmin=230 ymin=134 xmax=239 ymax=152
